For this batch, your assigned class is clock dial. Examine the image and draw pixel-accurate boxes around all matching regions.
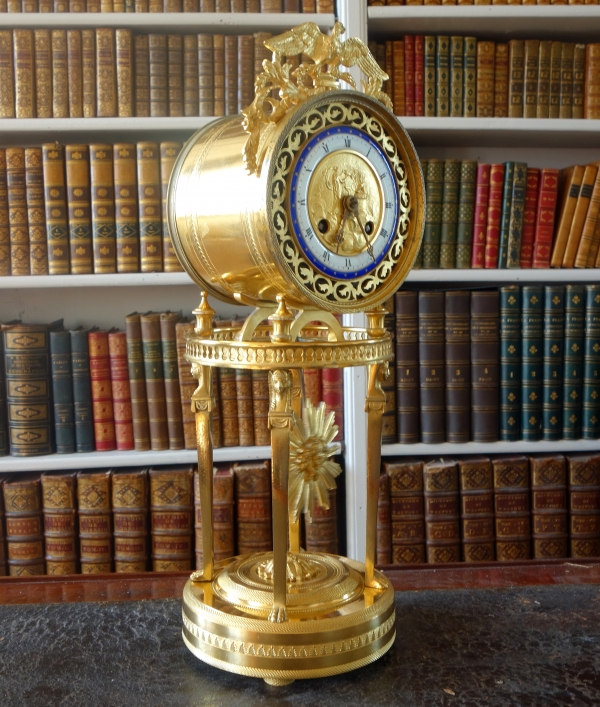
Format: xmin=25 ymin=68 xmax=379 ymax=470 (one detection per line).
xmin=289 ymin=126 xmax=398 ymax=280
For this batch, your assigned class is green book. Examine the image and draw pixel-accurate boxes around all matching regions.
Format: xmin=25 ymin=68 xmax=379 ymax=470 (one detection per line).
xmin=450 ymin=36 xmax=464 ymax=117
xmin=455 ymin=160 xmax=477 ymax=268
xmin=563 ymin=285 xmax=585 ymax=439
xmin=521 ymin=286 xmax=543 ymax=440
xmin=506 ymin=162 xmax=528 ymax=269
xmin=422 ymin=159 xmax=443 ymax=269
xmin=543 ymin=286 xmax=565 ymax=441
xmin=436 ymin=36 xmax=450 ymax=117
xmin=583 ymin=285 xmax=600 ymax=439
xmin=497 ymin=162 xmax=515 ymax=269
xmin=500 ymin=286 xmax=521 ymax=441
xmin=413 ymin=159 xmax=428 ymax=269
xmin=463 ymin=37 xmax=477 ymax=118
xmin=425 ymin=36 xmax=436 ymax=117
xmin=439 ymin=159 xmax=460 ymax=269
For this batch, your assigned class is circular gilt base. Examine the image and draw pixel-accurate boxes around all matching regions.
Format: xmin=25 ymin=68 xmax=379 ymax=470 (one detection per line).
xmin=182 ymin=553 xmax=396 ymax=682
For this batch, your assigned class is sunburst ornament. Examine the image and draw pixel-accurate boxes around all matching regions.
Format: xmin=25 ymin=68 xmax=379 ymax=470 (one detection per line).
xmin=289 ymin=400 xmax=342 ymax=524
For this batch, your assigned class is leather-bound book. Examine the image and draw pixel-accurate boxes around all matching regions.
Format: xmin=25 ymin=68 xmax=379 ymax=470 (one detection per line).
xmin=0 ymin=490 xmax=6 ymax=576
xmin=24 ymin=147 xmax=48 ymax=276
xmin=493 ymin=43 xmax=509 ymax=117
xmin=234 ymin=461 xmax=272 ymax=554
xmin=568 ymin=453 xmax=600 ymax=558
xmin=459 ymin=457 xmax=494 ymax=562
xmin=89 ymin=330 xmax=116 ymax=452
xmin=376 ymin=472 xmax=392 ymax=565
xmin=413 ymin=159 xmax=427 ymax=269
xmin=0 ymin=150 xmax=7 ymax=277
xmin=403 ymin=35 xmax=415 ymax=117
xmin=385 ymin=459 xmax=425 ymax=564
xmin=499 ymin=286 xmax=521 ymax=442
xmin=198 ymin=34 xmax=214 ymax=117
xmin=113 ymin=143 xmax=139 ymax=273
xmin=483 ymin=163 xmax=505 ymax=269
xmin=564 ymin=165 xmax=599 ymax=268
xmin=233 ymin=368 xmax=255 ymax=448
xmin=532 ymin=168 xmax=560 ymax=268
xmin=262 ymin=0 xmax=281 ymax=9
xmin=449 ymin=36 xmax=463 ymax=117
xmin=126 ymin=313 xmax=150 ymax=451
xmin=305 ymin=488 xmax=338 ymax=554
xmin=316 ymin=0 xmax=332 ymax=9
xmin=508 ymin=39 xmax=524 ymax=118
xmin=219 ymin=370 xmax=240 ymax=446
xmin=134 ymin=35 xmax=150 ymax=117
xmin=194 ymin=467 xmax=235 ymax=568
xmin=238 ymin=34 xmax=254 ymax=112
xmin=389 ymin=40 xmax=404 ymax=116
xmin=13 ymin=30 xmax=35 ymax=118
xmin=414 ymin=35 xmax=425 ymax=116
xmin=506 ymin=162 xmax=527 ymax=269
xmin=551 ymin=166 xmax=584 ymax=268
xmin=3 ymin=475 xmax=45 ymax=576
xmin=424 ymin=459 xmax=460 ymax=563
xmin=112 ymin=468 xmax=148 ymax=572
xmin=89 ymin=144 xmax=116 ymax=274
xmin=543 ymin=286 xmax=565 ymax=441
xmin=41 ymin=470 xmax=78 ymax=575
xmin=323 ymin=368 xmax=344 ymax=443
xmin=381 ymin=298 xmax=397 ymax=444
xmin=108 ymin=331 xmax=134 ymax=451
xmin=521 ymin=286 xmax=544 ymax=440
xmin=4 ymin=322 xmax=58 ymax=456
xmin=471 ymin=162 xmax=490 ymax=269
xmin=419 ymin=291 xmax=445 ymax=444
xmin=563 ymin=285 xmax=585 ymax=439
xmin=50 ymin=329 xmax=75 ymax=454
xmin=211 ymin=367 xmax=222 ymax=449
xmin=70 ymin=327 xmax=94 ymax=453
xmin=536 ymin=40 xmax=551 ymax=118
xmin=519 ymin=168 xmax=541 ymax=268
xmin=140 ymin=312 xmax=169 ymax=450
xmin=549 ymin=41 xmax=562 ymax=119
xmin=115 ymin=29 xmax=133 ymax=118
xmin=439 ymin=159 xmax=460 ymax=269
xmin=462 ymin=36 xmax=477 ymax=117
xmin=213 ymin=35 xmax=225 ymax=117
xmin=96 ymin=29 xmax=116 ymax=117
xmin=583 ymin=286 xmax=600 ymax=439
xmin=523 ymin=39 xmax=539 ymax=118
xmin=530 ymin=454 xmax=568 ymax=559
xmin=445 ymin=290 xmax=470 ymax=443
xmin=77 ymin=470 xmax=112 ymax=574
xmin=42 ymin=143 xmax=70 ymax=276
xmin=575 ymin=169 xmax=600 ymax=269
xmin=160 ymin=142 xmax=182 ymax=273
xmin=471 ymin=290 xmax=500 ymax=442
xmin=82 ymin=30 xmax=96 ymax=118
xmin=455 ymin=159 xmax=476 ymax=268
xmin=476 ymin=40 xmax=495 ymax=117
xmin=34 ymin=31 xmax=51 ymax=120
xmin=149 ymin=34 xmax=167 ymax=117
xmin=559 ymin=42 xmax=574 ymax=120
xmin=150 ymin=466 xmax=194 ymax=571
xmin=424 ymin=36 xmax=435 ymax=117
xmin=0 ymin=335 xmax=6 ymax=456
xmin=493 ymin=455 xmax=531 ymax=561
xmin=497 ymin=162 xmax=515 ymax=269
xmin=303 ymin=369 xmax=322 ymax=406
xmin=395 ymin=290 xmax=420 ymax=444
xmin=175 ymin=320 xmax=197 ymax=450
xmin=585 ymin=44 xmax=600 ymax=120
xmin=66 ymin=30 xmax=82 ymax=118
xmin=422 ymin=159 xmax=443 ymax=268
xmin=224 ymin=35 xmax=238 ymax=116
xmin=66 ymin=144 xmax=93 ymax=275
xmin=251 ymin=370 xmax=269 ymax=446
xmin=137 ymin=142 xmax=162 ymax=273
xmin=183 ymin=35 xmax=199 ymax=117
xmin=435 ymin=36 xmax=449 ymax=117
xmin=167 ymin=35 xmax=183 ymax=117
xmin=160 ymin=312 xmax=184 ymax=450
xmin=0 ymin=31 xmax=14 ymax=118
xmin=7 ymin=147 xmax=29 ymax=276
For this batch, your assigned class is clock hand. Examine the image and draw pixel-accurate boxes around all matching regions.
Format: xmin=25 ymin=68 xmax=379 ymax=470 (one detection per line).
xmin=334 ymin=209 xmax=350 ymax=254
xmin=345 ymin=196 xmax=375 ymax=261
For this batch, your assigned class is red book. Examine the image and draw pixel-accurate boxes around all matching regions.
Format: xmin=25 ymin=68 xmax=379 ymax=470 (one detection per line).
xmin=108 ymin=331 xmax=134 ymax=451
xmin=520 ymin=168 xmax=541 ymax=269
xmin=471 ymin=163 xmax=491 ymax=269
xmin=404 ymin=35 xmax=415 ymax=117
xmin=322 ymin=368 xmax=344 ymax=443
xmin=303 ymin=369 xmax=322 ymax=407
xmin=88 ymin=330 xmax=116 ymax=452
xmin=484 ymin=163 xmax=506 ymax=269
xmin=414 ymin=35 xmax=424 ymax=117
xmin=532 ymin=168 xmax=560 ymax=269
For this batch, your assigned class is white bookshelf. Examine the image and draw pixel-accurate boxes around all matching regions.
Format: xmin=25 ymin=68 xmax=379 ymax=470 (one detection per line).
xmin=382 ymin=440 xmax=600 ymax=458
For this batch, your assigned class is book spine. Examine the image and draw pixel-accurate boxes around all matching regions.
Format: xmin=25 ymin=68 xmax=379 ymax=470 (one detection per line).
xmin=471 ymin=290 xmax=500 ymax=443
xmin=70 ymin=328 xmax=94 ymax=453
xmin=423 ymin=159 xmax=443 ymax=268
xmin=493 ymin=456 xmax=531 ymax=561
xmin=543 ymin=286 xmax=565 ymax=441
xmin=583 ymin=286 xmax=600 ymax=439
xmin=500 ymin=286 xmax=521 ymax=441
xmin=41 ymin=472 xmax=77 ymax=575
xmin=585 ymin=43 xmax=600 ymax=120
xmin=462 ymin=36 xmax=477 ymax=117
xmin=439 ymin=159 xmax=460 ymax=269
xmin=251 ymin=369 xmax=269 ymax=446
xmin=0 ymin=31 xmax=15 ymax=118
xmin=419 ymin=291 xmax=445 ymax=444
xmin=134 ymin=35 xmax=149 ymax=118
xmin=183 ymin=35 xmax=199 ymax=117
xmin=382 ymin=298 xmax=397 ymax=445
xmin=376 ymin=473 xmax=392 ymax=565
xmin=213 ymin=34 xmax=225 ymax=118
xmin=391 ymin=39 xmax=405 ymax=115
xmin=403 ymin=35 xmax=415 ymax=116
xmin=424 ymin=460 xmax=460 ymax=563
xmin=174 ymin=321 xmax=197 ymax=450
xmin=424 ymin=35 xmax=436 ymax=117
xmin=506 ymin=162 xmax=528 ymax=269
xmin=0 ymin=494 xmax=5 ymax=575
xmin=449 ymin=35 xmax=463 ymax=117
xmin=476 ymin=40 xmax=494 ymax=116
xmin=6 ymin=147 xmax=29 ymax=276
xmin=82 ymin=30 xmax=96 ymax=118
xmin=536 ymin=40 xmax=551 ymax=118
xmin=568 ymin=453 xmax=600 ymax=558
xmin=89 ymin=143 xmax=116 ymax=274
xmin=13 ymin=29 xmax=35 ymax=119
xmin=160 ymin=142 xmax=182 ymax=273
xmin=559 ymin=42 xmax=574 ymax=120
xmin=43 ymin=143 xmax=71 ymax=271
xmin=88 ymin=330 xmax=116 ymax=452
xmin=112 ymin=470 xmax=147 ymax=572
xmin=0 ymin=335 xmax=6 ymax=457
xmin=445 ymin=290 xmax=470 ymax=443
xmin=531 ymin=455 xmax=568 ymax=558
xmin=322 ymin=368 xmax=344 ymax=442
xmin=387 ymin=460 xmax=425 ymax=564
xmin=34 ymin=30 xmax=52 ymax=120
xmin=96 ymin=28 xmax=116 ymax=117
xmin=484 ymin=163 xmax=506 ymax=268
xmin=508 ymin=40 xmax=524 ymax=118
xmin=523 ymin=39 xmax=539 ymax=118
xmin=113 ymin=143 xmax=139 ymax=273
xmin=497 ymin=162 xmax=515 ymax=269
xmin=126 ymin=314 xmax=150 ymax=451
xmin=395 ymin=291 xmax=420 ymax=444
xmin=219 ymin=368 xmax=240 ymax=447
xmin=66 ymin=30 xmax=82 ymax=118
xmin=167 ymin=34 xmax=183 ymax=117
xmin=414 ymin=35 xmax=425 ymax=116
xmin=65 ymin=144 xmax=93 ymax=275
xmin=137 ymin=142 xmax=162 ymax=273
xmin=471 ymin=162 xmax=490 ymax=268
xmin=149 ymin=34 xmax=167 ymax=117
xmin=575 ymin=169 xmax=600 ymax=268
xmin=520 ymin=168 xmax=541 ymax=268
xmin=108 ymin=331 xmax=134 ymax=451
xmin=211 ymin=367 xmax=222 ymax=449
xmin=150 ymin=467 xmax=194 ymax=571
xmin=115 ymin=28 xmax=133 ymax=118
xmin=304 ymin=488 xmax=338 ymax=554
xmin=224 ymin=35 xmax=238 ymax=116
xmin=435 ymin=35 xmax=449 ymax=117
xmin=50 ymin=330 xmax=75 ymax=454
xmin=532 ymin=168 xmax=560 ymax=268
xmin=455 ymin=159 xmax=476 ymax=268
xmin=551 ymin=166 xmax=585 ymax=267
xmin=238 ymin=34 xmax=254 ymax=113
xmin=140 ymin=313 xmax=168 ymax=451
xmin=194 ymin=469 xmax=234 ymax=566
xmin=549 ymin=41 xmax=562 ymax=119
xmin=521 ymin=286 xmax=544 ymax=440
xmin=234 ymin=462 xmax=272 ymax=554
xmin=78 ymin=471 xmax=112 ymax=573
xmin=563 ymin=165 xmax=598 ymax=268
xmin=24 ymin=147 xmax=48 ymax=276
xmin=198 ymin=33 xmax=214 ymax=117
xmin=0 ymin=150 xmax=7 ymax=278
xmin=493 ymin=43 xmax=509 ymax=117
xmin=459 ymin=457 xmax=495 ymax=562
xmin=563 ymin=285 xmax=585 ymax=439
xmin=160 ymin=312 xmax=184 ymax=450
xmin=303 ymin=368 xmax=322 ymax=407
xmin=3 ymin=477 xmax=44 ymax=575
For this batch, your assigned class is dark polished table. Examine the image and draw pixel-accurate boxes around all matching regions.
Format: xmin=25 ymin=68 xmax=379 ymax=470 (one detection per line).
xmin=1 ymin=583 xmax=600 ymax=707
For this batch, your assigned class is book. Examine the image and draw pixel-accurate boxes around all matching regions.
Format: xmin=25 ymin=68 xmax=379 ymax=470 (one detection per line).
xmin=574 ymin=167 xmax=600 ymax=268
xmin=322 ymin=368 xmax=344 ymax=443
xmin=568 ymin=452 xmax=600 ymax=558
xmin=395 ymin=291 xmax=420 ymax=444
xmin=108 ymin=330 xmax=134 ymax=451
xmin=521 ymin=286 xmax=544 ymax=441
xmin=0 ymin=489 xmax=6 ymax=575
xmin=497 ymin=162 xmax=515 ymax=269
xmin=3 ymin=475 xmax=45 ymax=576
xmin=194 ymin=466 xmax=235 ymax=568
xmin=233 ymin=460 xmax=272 ymax=555
xmin=96 ymin=28 xmax=116 ymax=117
xmin=530 ymin=454 xmax=568 ymax=559
xmin=66 ymin=144 xmax=93 ymax=275
xmin=455 ymin=159 xmax=476 ymax=268
xmin=439 ymin=159 xmax=460 ymax=268
xmin=140 ymin=312 xmax=169 ymax=451
xmin=381 ymin=298 xmax=397 ymax=444
xmin=459 ymin=456 xmax=495 ymax=562
xmin=13 ymin=31 xmax=34 ymax=119
xmin=134 ymin=35 xmax=150 ymax=117
xmin=238 ymin=34 xmax=254 ymax=113
xmin=499 ymin=286 xmax=521 ymax=442
xmin=463 ymin=36 xmax=477 ymax=117
xmin=77 ymin=469 xmax=112 ymax=574
xmin=435 ymin=35 xmax=449 ymax=116
xmin=52 ymin=30 xmax=68 ymax=118
xmin=414 ymin=35 xmax=425 ymax=116
xmin=149 ymin=466 xmax=194 ymax=571
xmin=149 ymin=34 xmax=167 ymax=117
xmin=563 ymin=164 xmax=598 ymax=268
xmin=251 ymin=370 xmax=269 ymax=446
xmin=303 ymin=369 xmax=321 ymax=407
xmin=6 ymin=147 xmax=29 ymax=276
xmin=183 ymin=35 xmax=199 ymax=117
xmin=0 ymin=150 xmax=8 ymax=277
xmin=174 ymin=320 xmax=196 ymax=450
xmin=42 ymin=144 xmax=69 ymax=275
xmin=493 ymin=455 xmax=531 ymax=561
xmin=506 ymin=162 xmax=527 ymax=269
xmin=471 ymin=163 xmax=490 ymax=268
xmin=137 ymin=142 xmax=162 ymax=273
xmin=213 ymin=34 xmax=225 ymax=117
xmin=476 ymin=40 xmax=494 ymax=116
xmin=392 ymin=39 xmax=405 ymax=115
xmin=89 ymin=144 xmax=116 ymax=274
xmin=403 ymin=36 xmax=415 ymax=117
xmin=82 ymin=29 xmax=96 ymax=118
xmin=559 ymin=42 xmax=574 ymax=120
xmin=160 ymin=312 xmax=184 ymax=450
xmin=224 ymin=35 xmax=238 ymax=116
xmin=419 ymin=291 xmax=445 ymax=444
xmin=113 ymin=143 xmax=139 ymax=273
xmin=168 ymin=34 xmax=183 ymax=117
xmin=532 ymin=168 xmax=560 ymax=268
xmin=543 ymin=286 xmax=565 ymax=441
xmin=519 ymin=168 xmax=541 ymax=268
xmin=582 ymin=285 xmax=600 ymax=439
xmin=0 ymin=334 xmax=6 ymax=456
xmin=508 ymin=39 xmax=525 ymax=118
xmin=235 ymin=369 xmax=255 ymax=447
xmin=24 ymin=147 xmax=48 ymax=276
xmin=160 ymin=142 xmax=183 ymax=273
xmin=563 ymin=285 xmax=585 ymax=439
xmin=549 ymin=41 xmax=562 ymax=119
xmin=423 ymin=459 xmax=460 ymax=563
xmin=445 ymin=290 xmax=470 ymax=443
xmin=471 ymin=290 xmax=500 ymax=443
xmin=89 ymin=330 xmax=116 ymax=452
xmin=424 ymin=35 xmax=435 ymax=117
xmin=523 ymin=39 xmax=539 ymax=119
xmin=494 ymin=43 xmax=509 ymax=117
xmin=50 ymin=329 xmax=75 ymax=454
xmin=386 ymin=459 xmax=425 ymax=564
xmin=219 ymin=368 xmax=240 ymax=447
xmin=484 ymin=163 xmax=505 ymax=269
xmin=585 ymin=43 xmax=600 ymax=120
xmin=304 ymin=488 xmax=338 ymax=554
xmin=112 ymin=467 xmax=148 ymax=573
xmin=66 ymin=29 xmax=82 ymax=118
xmin=423 ymin=159 xmax=443 ymax=268
xmin=376 ymin=472 xmax=392 ymax=565
xmin=449 ymin=35 xmax=463 ymax=117
xmin=536 ymin=40 xmax=551 ymax=119
xmin=41 ymin=470 xmax=78 ymax=575
xmin=70 ymin=327 xmax=94 ymax=453
xmin=0 ymin=31 xmax=14 ymax=118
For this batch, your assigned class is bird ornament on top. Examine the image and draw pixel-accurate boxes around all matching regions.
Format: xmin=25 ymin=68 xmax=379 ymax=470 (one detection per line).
xmin=242 ymin=21 xmax=391 ymax=176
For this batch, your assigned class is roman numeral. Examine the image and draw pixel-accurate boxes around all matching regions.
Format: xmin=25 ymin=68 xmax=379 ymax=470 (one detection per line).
xmin=322 ymin=249 xmax=330 ymax=262
xmin=299 ymin=199 xmax=306 ymax=206
xmin=345 ymin=258 xmax=351 ymax=267
xmin=322 ymin=143 xmax=330 ymax=153
xmin=344 ymin=138 xmax=351 ymax=148
xmin=305 ymin=227 xmax=313 ymax=239
xmin=385 ymin=202 xmax=393 ymax=209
